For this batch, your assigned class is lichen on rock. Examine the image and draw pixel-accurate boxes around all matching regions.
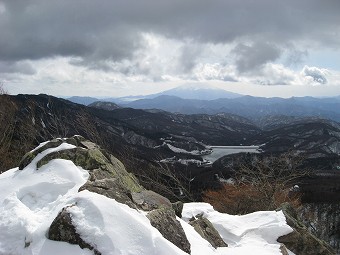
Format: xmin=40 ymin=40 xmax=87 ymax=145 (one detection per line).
xmin=147 ymin=207 xmax=191 ymax=254
xmin=189 ymin=215 xmax=227 ymax=248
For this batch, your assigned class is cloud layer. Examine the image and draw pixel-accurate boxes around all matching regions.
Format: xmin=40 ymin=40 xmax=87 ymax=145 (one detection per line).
xmin=0 ymin=0 xmax=339 ymax=95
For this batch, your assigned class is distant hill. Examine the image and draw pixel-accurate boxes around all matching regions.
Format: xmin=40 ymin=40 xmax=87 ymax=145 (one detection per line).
xmin=88 ymin=101 xmax=120 ymax=111
xmin=67 ymin=96 xmax=99 ymax=105
xmin=1 ymin=93 xmax=340 ymax=205
xmin=67 ymin=84 xmax=243 ymax=105
xmin=126 ymin=95 xmax=340 ymax=122
xmin=153 ymin=83 xmax=243 ymax=100
xmin=105 ymin=84 xmax=243 ymax=104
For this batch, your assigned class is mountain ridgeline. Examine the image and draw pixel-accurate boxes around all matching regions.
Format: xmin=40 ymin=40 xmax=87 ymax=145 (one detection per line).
xmin=1 ymin=93 xmax=339 ymax=197
xmin=1 ymin=93 xmax=340 ymax=252
xmin=124 ymin=95 xmax=340 ymax=123
xmin=68 ymin=85 xmax=340 ymax=123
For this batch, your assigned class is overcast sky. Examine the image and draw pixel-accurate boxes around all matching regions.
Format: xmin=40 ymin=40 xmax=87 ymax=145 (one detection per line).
xmin=1 ymin=0 xmax=340 ymax=98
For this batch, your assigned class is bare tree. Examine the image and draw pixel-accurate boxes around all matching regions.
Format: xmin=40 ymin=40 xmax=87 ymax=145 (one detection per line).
xmin=0 ymin=81 xmax=8 ymax=95
xmin=0 ymin=90 xmax=15 ymax=172
xmin=135 ymin=160 xmax=196 ymax=202
xmin=204 ymin=152 xmax=307 ymax=214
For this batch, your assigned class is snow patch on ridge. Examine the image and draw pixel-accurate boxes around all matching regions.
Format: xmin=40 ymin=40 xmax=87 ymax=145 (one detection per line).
xmin=0 ymin=140 xmax=295 ymax=255
xmin=0 ymin=142 xmax=89 ymax=255
xmin=182 ymin=203 xmax=294 ymax=255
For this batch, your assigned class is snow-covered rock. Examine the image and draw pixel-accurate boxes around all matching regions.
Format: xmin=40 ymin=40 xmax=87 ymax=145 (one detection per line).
xmin=0 ymin=136 xmax=313 ymax=255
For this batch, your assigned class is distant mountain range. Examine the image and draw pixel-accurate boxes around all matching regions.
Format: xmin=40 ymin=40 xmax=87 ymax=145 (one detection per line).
xmin=125 ymin=95 xmax=340 ymax=122
xmin=1 ymin=93 xmax=340 ymax=203
xmin=67 ymin=84 xmax=243 ymax=105
xmin=67 ymin=85 xmax=340 ymax=122
xmin=67 ymin=96 xmax=99 ymax=105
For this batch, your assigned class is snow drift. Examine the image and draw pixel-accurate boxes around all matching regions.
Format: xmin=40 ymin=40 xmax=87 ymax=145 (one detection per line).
xmin=0 ymin=137 xmax=295 ymax=255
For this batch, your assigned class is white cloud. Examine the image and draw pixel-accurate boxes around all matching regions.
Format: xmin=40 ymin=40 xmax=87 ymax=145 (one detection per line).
xmin=301 ymin=65 xmax=328 ymax=84
xmin=247 ymin=63 xmax=297 ymax=85
xmin=191 ymin=63 xmax=237 ymax=82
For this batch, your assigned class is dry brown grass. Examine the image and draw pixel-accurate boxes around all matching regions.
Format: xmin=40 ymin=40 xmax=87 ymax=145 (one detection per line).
xmin=203 ymin=153 xmax=305 ymax=214
xmin=203 ymin=182 xmax=301 ymax=215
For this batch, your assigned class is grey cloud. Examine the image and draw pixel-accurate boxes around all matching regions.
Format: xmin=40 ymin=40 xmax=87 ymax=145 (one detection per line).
xmin=302 ymin=66 xmax=328 ymax=84
xmin=0 ymin=0 xmax=339 ymax=73
xmin=0 ymin=61 xmax=36 ymax=75
xmin=232 ymin=42 xmax=282 ymax=73
xmin=0 ymin=0 xmax=142 ymax=63
xmin=178 ymin=43 xmax=203 ymax=73
xmin=285 ymin=49 xmax=308 ymax=66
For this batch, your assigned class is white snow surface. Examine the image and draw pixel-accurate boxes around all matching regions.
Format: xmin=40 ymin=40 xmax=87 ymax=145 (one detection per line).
xmin=0 ymin=141 xmax=294 ymax=255
xmin=166 ymin=144 xmax=201 ymax=155
xmin=182 ymin=203 xmax=294 ymax=255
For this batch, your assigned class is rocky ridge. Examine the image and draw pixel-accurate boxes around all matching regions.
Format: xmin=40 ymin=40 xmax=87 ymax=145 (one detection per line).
xmin=6 ymin=136 xmax=335 ymax=254
xmin=20 ymin=135 xmax=191 ymax=254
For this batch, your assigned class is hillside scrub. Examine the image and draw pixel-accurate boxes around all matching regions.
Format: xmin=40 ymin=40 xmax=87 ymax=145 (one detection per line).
xmin=203 ymin=153 xmax=305 ymax=214
xmin=0 ymin=95 xmax=18 ymax=172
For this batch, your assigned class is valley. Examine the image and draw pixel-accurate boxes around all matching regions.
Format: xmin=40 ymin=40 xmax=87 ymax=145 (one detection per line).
xmin=2 ymin=1 xmax=340 ymax=253
xmin=1 ymin=93 xmax=340 ymax=252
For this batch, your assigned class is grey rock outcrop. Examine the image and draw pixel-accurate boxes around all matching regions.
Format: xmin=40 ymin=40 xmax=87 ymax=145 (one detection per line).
xmin=147 ymin=207 xmax=191 ymax=254
xmin=18 ymin=136 xmax=191 ymax=253
xmin=172 ymin=201 xmax=184 ymax=218
xmin=131 ymin=190 xmax=172 ymax=211
xmin=48 ymin=206 xmax=100 ymax=255
xmin=279 ymin=244 xmax=289 ymax=255
xmin=22 ymin=136 xmax=143 ymax=208
xmin=189 ymin=215 xmax=227 ymax=248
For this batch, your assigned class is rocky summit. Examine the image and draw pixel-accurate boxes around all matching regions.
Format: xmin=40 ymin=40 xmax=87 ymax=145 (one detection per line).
xmin=0 ymin=136 xmax=335 ymax=255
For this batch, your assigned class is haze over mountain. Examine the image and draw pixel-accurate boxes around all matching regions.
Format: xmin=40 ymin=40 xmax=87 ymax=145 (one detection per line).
xmin=66 ymin=83 xmax=340 ymax=123
xmin=113 ymin=84 xmax=243 ymax=103
xmin=125 ymin=95 xmax=340 ymax=122
xmin=67 ymin=96 xmax=100 ymax=106
xmin=67 ymin=84 xmax=243 ymax=105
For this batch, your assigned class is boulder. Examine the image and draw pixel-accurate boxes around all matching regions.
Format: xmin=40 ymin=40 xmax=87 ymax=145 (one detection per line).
xmin=19 ymin=139 xmax=64 ymax=169
xmin=79 ymin=179 xmax=137 ymax=209
xmin=131 ymin=190 xmax=172 ymax=211
xmin=29 ymin=136 xmax=143 ymax=209
xmin=147 ymin=207 xmax=191 ymax=254
xmin=36 ymin=145 xmax=142 ymax=193
xmin=189 ymin=215 xmax=227 ymax=248
xmin=48 ymin=205 xmax=100 ymax=255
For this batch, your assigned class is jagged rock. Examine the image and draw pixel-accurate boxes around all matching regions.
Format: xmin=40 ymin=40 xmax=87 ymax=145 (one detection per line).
xmin=172 ymin=201 xmax=184 ymax=218
xmin=79 ymin=179 xmax=137 ymax=209
xmin=33 ymin=136 xmax=192 ymax=253
xmin=277 ymin=203 xmax=335 ymax=255
xmin=189 ymin=215 xmax=227 ymax=248
xmin=131 ymin=190 xmax=172 ymax=211
xmin=32 ymin=136 xmax=143 ymax=209
xmin=147 ymin=207 xmax=191 ymax=254
xmin=19 ymin=138 xmax=64 ymax=169
xmin=280 ymin=244 xmax=289 ymax=255
xmin=19 ymin=136 xmax=88 ymax=170
xmin=44 ymin=150 xmax=140 ymax=192
xmin=48 ymin=205 xmax=100 ymax=255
